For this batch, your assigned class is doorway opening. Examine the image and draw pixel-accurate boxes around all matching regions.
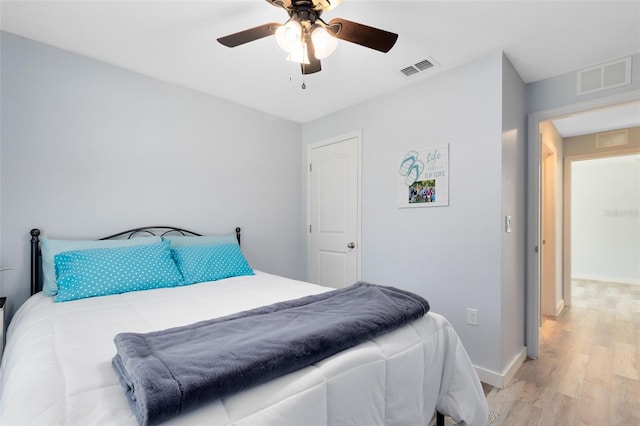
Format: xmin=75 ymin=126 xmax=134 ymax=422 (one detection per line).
xmin=527 ymin=94 xmax=640 ymax=359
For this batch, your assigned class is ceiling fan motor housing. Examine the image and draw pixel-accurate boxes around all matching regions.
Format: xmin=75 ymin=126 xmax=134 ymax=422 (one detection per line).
xmin=286 ymin=1 xmax=321 ymax=27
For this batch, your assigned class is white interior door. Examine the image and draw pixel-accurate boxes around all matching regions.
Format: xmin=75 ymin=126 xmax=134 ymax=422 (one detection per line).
xmin=308 ymin=132 xmax=361 ymax=288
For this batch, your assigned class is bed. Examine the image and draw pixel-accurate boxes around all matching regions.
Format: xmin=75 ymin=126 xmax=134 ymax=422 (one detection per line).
xmin=0 ymin=226 xmax=488 ymax=426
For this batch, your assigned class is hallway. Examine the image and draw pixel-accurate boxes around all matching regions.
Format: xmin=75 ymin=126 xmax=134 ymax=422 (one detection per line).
xmin=485 ymin=279 xmax=640 ymax=425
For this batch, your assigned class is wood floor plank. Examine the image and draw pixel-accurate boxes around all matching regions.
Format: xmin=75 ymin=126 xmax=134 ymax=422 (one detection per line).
xmin=610 ymin=375 xmax=640 ymax=425
xmin=486 ymin=379 xmax=525 ymax=425
xmin=634 ymin=312 xmax=640 ymax=330
xmin=576 ymin=390 xmax=610 ymax=426
xmin=516 ymin=355 xmax=561 ymax=387
xmin=579 ymin=309 xmax=600 ymax=330
xmin=613 ymin=341 xmax=639 ymax=380
xmin=617 ymin=299 xmax=633 ymax=321
xmin=584 ymin=345 xmax=613 ymax=386
xmin=535 ymin=392 xmax=579 ymax=426
xmin=499 ymin=400 xmax=542 ymax=426
xmin=556 ymin=351 xmax=588 ymax=398
xmin=614 ymin=318 xmax=636 ymax=345
xmin=579 ymin=379 xmax=610 ymax=402
xmin=517 ymin=381 xmax=551 ymax=409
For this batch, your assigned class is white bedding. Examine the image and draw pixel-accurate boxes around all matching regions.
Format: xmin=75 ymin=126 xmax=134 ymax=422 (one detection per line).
xmin=0 ymin=271 xmax=488 ymax=426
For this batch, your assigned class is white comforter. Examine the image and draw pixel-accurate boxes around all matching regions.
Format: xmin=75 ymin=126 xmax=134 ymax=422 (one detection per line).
xmin=0 ymin=272 xmax=488 ymax=426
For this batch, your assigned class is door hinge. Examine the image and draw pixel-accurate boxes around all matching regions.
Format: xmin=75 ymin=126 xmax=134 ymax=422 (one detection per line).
xmin=309 ymin=224 xmax=312 ymax=233
xmin=309 ymin=163 xmax=312 ymax=172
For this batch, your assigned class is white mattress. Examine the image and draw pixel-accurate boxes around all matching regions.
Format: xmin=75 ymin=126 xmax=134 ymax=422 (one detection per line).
xmin=0 ymin=271 xmax=488 ymax=425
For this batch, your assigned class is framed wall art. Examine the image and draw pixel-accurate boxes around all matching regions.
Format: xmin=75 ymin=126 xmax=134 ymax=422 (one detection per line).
xmin=398 ymin=144 xmax=449 ymax=208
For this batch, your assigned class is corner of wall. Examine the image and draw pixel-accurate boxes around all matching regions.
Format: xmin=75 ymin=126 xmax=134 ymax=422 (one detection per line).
xmin=475 ymin=347 xmax=527 ymax=389
xmin=500 ymin=50 xmax=527 ymax=376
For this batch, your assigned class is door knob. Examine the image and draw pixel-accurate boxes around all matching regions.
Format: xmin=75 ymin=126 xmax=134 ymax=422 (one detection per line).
xmin=347 ymin=242 xmax=355 ymax=249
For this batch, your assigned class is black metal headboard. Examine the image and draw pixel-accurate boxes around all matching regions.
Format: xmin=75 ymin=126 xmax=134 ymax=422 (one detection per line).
xmin=29 ymin=226 xmax=242 ymax=296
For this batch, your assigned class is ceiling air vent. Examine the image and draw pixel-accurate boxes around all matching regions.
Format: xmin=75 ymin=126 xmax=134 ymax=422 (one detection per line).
xmin=596 ymin=129 xmax=628 ymax=148
xmin=577 ymin=56 xmax=632 ymax=95
xmin=400 ymin=57 xmax=437 ymax=77
xmin=414 ymin=59 xmax=434 ymax=71
xmin=401 ymin=66 xmax=420 ymax=77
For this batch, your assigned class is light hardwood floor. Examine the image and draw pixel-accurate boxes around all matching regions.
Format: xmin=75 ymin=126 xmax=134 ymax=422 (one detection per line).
xmin=484 ymin=279 xmax=640 ymax=425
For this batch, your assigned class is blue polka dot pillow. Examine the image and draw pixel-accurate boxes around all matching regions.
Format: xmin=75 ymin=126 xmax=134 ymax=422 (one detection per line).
xmin=54 ymin=241 xmax=184 ymax=302
xmin=172 ymin=243 xmax=254 ymax=285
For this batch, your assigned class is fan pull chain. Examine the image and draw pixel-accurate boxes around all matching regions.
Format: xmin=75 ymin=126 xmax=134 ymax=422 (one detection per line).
xmin=286 ymin=61 xmax=306 ymax=89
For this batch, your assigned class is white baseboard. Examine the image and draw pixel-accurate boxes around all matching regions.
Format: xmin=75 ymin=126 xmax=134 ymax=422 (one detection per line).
xmin=556 ymin=299 xmax=565 ymax=316
xmin=474 ymin=347 xmax=527 ymax=389
xmin=572 ymin=274 xmax=640 ymax=286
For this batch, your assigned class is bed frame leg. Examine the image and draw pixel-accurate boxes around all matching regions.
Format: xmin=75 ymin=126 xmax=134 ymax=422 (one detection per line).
xmin=436 ymin=411 xmax=445 ymax=426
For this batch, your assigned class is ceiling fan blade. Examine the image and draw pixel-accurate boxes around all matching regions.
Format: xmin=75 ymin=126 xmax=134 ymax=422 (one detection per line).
xmin=312 ymin=0 xmax=343 ymax=11
xmin=217 ymin=23 xmax=280 ymax=48
xmin=301 ymin=60 xmax=321 ymax=75
xmin=328 ymin=18 xmax=398 ymax=53
xmin=265 ymin=0 xmax=292 ymax=9
xmin=301 ymin=39 xmax=322 ymax=74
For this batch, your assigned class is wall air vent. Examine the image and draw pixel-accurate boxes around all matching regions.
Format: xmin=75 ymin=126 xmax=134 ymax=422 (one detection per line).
xmin=400 ymin=57 xmax=438 ymax=77
xmin=596 ymin=129 xmax=628 ymax=148
xmin=577 ymin=56 xmax=632 ymax=95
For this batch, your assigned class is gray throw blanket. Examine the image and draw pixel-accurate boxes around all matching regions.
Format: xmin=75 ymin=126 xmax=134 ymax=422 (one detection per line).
xmin=112 ymin=282 xmax=430 ymax=426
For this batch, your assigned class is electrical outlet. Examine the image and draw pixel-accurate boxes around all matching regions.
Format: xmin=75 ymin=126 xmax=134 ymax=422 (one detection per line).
xmin=466 ymin=308 xmax=478 ymax=326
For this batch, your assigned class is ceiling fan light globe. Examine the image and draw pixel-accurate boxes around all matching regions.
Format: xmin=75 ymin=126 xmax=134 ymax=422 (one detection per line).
xmin=286 ymin=42 xmax=310 ymax=64
xmin=311 ymin=26 xmax=338 ymax=59
xmin=275 ymin=20 xmax=302 ymax=53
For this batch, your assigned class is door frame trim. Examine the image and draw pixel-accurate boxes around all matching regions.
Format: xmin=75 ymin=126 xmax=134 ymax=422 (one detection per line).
xmin=526 ymin=90 xmax=640 ymax=359
xmin=541 ymin=139 xmax=558 ymax=317
xmin=306 ymin=130 xmax=363 ymax=284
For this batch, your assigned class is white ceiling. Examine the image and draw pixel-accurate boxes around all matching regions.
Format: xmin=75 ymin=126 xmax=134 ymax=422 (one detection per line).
xmin=1 ymin=0 xmax=640 ymax=124
xmin=573 ymin=153 xmax=640 ymax=166
xmin=551 ymin=100 xmax=640 ymax=138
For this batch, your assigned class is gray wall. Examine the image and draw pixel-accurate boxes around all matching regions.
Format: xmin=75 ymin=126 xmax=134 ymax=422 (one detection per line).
xmin=302 ymin=53 xmax=526 ymax=376
xmin=500 ymin=55 xmax=527 ymax=369
xmin=0 ymin=32 xmax=305 ymax=320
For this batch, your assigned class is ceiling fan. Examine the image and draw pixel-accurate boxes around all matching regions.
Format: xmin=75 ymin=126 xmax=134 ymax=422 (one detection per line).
xmin=217 ymin=0 xmax=398 ymax=75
